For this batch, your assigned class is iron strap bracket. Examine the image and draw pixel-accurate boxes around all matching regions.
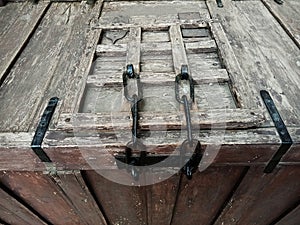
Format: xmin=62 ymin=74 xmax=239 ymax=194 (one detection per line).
xmin=216 ymin=0 xmax=223 ymax=8
xmin=260 ymin=90 xmax=293 ymax=173
xmin=31 ymin=97 xmax=59 ymax=163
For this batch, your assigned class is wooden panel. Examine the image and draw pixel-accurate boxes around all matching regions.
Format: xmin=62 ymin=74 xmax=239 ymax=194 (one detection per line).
xmin=83 ymin=170 xmax=147 ymax=225
xmin=276 ymin=204 xmax=300 ymax=225
xmin=207 ymin=0 xmax=300 ymax=126
xmin=57 ymin=109 xmax=265 ymax=132
xmin=1 ymin=126 xmax=293 ymax=171
xmin=0 ymin=171 xmax=106 ymax=225
xmin=0 ymin=187 xmax=47 ymax=225
xmin=146 ymin=173 xmax=180 ymax=225
xmin=171 ymin=167 xmax=246 ymax=225
xmin=0 ymin=2 xmax=49 ymax=82
xmin=87 ymin=69 xmax=229 ymax=87
xmin=262 ymin=0 xmax=300 ymax=48
xmin=213 ymin=166 xmax=300 ymax=225
xmin=0 ymin=2 xmax=103 ymax=132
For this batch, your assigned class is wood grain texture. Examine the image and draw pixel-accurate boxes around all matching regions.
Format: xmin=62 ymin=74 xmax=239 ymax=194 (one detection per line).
xmin=213 ymin=166 xmax=300 ymax=225
xmin=87 ymin=69 xmax=229 ymax=86
xmin=0 ymin=2 xmax=49 ymax=83
xmin=0 ymin=2 xmax=103 ymax=132
xmin=2 ymin=126 xmax=296 ymax=171
xmin=0 ymin=171 xmax=103 ymax=225
xmin=0 ymin=171 xmax=81 ymax=224
xmin=83 ymin=170 xmax=147 ymax=225
xmin=207 ymin=0 xmax=300 ymax=126
xmin=171 ymin=167 xmax=246 ymax=225
xmin=57 ymin=109 xmax=265 ymax=132
xmin=276 ymin=204 xmax=300 ymax=225
xmin=0 ymin=186 xmax=47 ymax=225
xmin=170 ymin=24 xmax=189 ymax=75
xmin=262 ymin=0 xmax=300 ymax=48
xmin=146 ymin=174 xmax=180 ymax=225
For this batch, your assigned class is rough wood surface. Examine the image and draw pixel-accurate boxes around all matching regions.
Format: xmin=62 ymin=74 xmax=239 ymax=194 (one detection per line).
xmin=0 ymin=171 xmax=89 ymax=225
xmin=171 ymin=167 xmax=246 ymax=225
xmin=207 ymin=0 xmax=300 ymax=126
xmin=3 ymin=126 xmax=299 ymax=171
xmin=213 ymin=166 xmax=300 ymax=225
xmin=57 ymin=109 xmax=265 ymax=132
xmin=262 ymin=0 xmax=300 ymax=48
xmin=83 ymin=170 xmax=147 ymax=225
xmin=146 ymin=174 xmax=180 ymax=225
xmin=170 ymin=24 xmax=189 ymax=75
xmin=276 ymin=204 xmax=300 ymax=225
xmin=0 ymin=2 xmax=49 ymax=83
xmin=0 ymin=2 xmax=103 ymax=132
xmin=0 ymin=186 xmax=47 ymax=225
xmin=87 ymin=69 xmax=230 ymax=86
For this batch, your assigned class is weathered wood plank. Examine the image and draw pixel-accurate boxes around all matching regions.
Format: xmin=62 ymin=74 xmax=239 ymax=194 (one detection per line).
xmin=57 ymin=109 xmax=265 ymax=132
xmin=0 ymin=171 xmax=88 ymax=225
xmin=0 ymin=2 xmax=49 ymax=83
xmin=276 ymin=204 xmax=300 ymax=225
xmin=146 ymin=174 xmax=180 ymax=225
xmin=96 ymin=40 xmax=217 ymax=56
xmin=207 ymin=0 xmax=300 ymax=126
xmin=87 ymin=69 xmax=229 ymax=86
xmin=83 ymin=170 xmax=147 ymax=225
xmin=213 ymin=166 xmax=300 ymax=225
xmin=0 ymin=2 xmax=103 ymax=132
xmin=171 ymin=167 xmax=246 ymax=225
xmin=0 ymin=187 xmax=47 ymax=225
xmin=126 ymin=27 xmax=142 ymax=73
xmin=98 ymin=1 xmax=210 ymax=28
xmin=3 ymin=125 xmax=299 ymax=171
xmin=51 ymin=171 xmax=108 ymax=225
xmin=262 ymin=0 xmax=300 ymax=48
xmin=170 ymin=24 xmax=189 ymax=75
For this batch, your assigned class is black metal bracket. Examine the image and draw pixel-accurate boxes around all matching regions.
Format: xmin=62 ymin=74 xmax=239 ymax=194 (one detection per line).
xmin=216 ymin=0 xmax=223 ymax=8
xmin=260 ymin=90 xmax=293 ymax=173
xmin=31 ymin=97 xmax=59 ymax=163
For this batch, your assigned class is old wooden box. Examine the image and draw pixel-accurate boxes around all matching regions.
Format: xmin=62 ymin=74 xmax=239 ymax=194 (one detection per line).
xmin=0 ymin=0 xmax=299 ymax=224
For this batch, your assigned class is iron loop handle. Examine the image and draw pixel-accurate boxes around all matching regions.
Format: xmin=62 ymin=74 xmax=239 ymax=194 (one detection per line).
xmin=175 ymin=65 xmax=195 ymax=105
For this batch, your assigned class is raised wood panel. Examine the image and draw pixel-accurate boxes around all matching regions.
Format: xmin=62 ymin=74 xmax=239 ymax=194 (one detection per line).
xmin=0 ymin=2 xmax=49 ymax=83
xmin=171 ymin=167 xmax=246 ymax=225
xmin=213 ymin=166 xmax=300 ymax=225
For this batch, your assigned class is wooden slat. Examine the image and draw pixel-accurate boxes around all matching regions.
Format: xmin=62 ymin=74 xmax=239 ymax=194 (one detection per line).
xmin=96 ymin=40 xmax=217 ymax=56
xmin=0 ymin=187 xmax=47 ymax=225
xmin=87 ymin=69 xmax=229 ymax=86
xmin=126 ymin=27 xmax=142 ymax=73
xmin=207 ymin=0 xmax=300 ymax=126
xmin=0 ymin=171 xmax=103 ymax=225
xmin=170 ymin=24 xmax=189 ymax=75
xmin=213 ymin=166 xmax=300 ymax=225
xmin=262 ymin=0 xmax=300 ymax=48
xmin=51 ymin=171 xmax=108 ymax=225
xmin=57 ymin=109 xmax=266 ymax=132
xmin=2 ymin=126 xmax=297 ymax=171
xmin=146 ymin=174 xmax=180 ymax=225
xmin=276 ymin=204 xmax=300 ymax=225
xmin=171 ymin=167 xmax=246 ymax=225
xmin=0 ymin=2 xmax=103 ymax=133
xmin=83 ymin=170 xmax=147 ymax=225
xmin=0 ymin=2 xmax=49 ymax=83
